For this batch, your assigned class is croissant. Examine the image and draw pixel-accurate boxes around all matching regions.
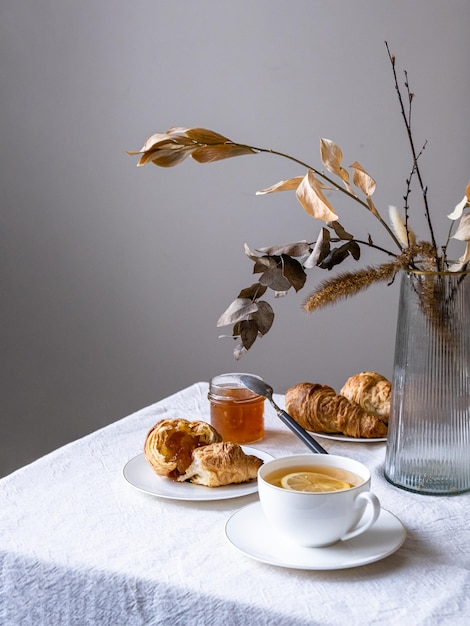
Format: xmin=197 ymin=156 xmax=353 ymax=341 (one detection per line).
xmin=340 ymin=371 xmax=391 ymax=424
xmin=144 ymin=418 xmax=222 ymax=479
xmin=285 ymin=382 xmax=388 ymax=438
xmin=178 ymin=441 xmax=263 ymax=486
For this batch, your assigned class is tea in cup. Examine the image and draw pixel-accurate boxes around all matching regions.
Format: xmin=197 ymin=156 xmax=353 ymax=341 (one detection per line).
xmin=258 ymin=454 xmax=381 ymax=547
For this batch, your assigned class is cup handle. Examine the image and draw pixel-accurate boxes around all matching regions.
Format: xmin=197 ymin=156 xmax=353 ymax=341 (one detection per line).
xmin=340 ymin=492 xmax=381 ymax=542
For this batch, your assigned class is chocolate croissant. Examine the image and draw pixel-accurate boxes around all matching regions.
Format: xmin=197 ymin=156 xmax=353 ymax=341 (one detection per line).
xmin=178 ymin=441 xmax=263 ymax=487
xmin=340 ymin=371 xmax=391 ymax=424
xmin=144 ymin=418 xmax=222 ymax=479
xmin=285 ymin=382 xmax=387 ymax=438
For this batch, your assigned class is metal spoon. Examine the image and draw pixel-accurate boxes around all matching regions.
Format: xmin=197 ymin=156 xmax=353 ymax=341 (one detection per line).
xmin=239 ymin=375 xmax=328 ymax=455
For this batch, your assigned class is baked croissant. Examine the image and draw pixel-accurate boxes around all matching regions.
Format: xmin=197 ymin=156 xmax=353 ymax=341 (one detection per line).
xmin=144 ymin=418 xmax=222 ymax=479
xmin=178 ymin=441 xmax=263 ymax=487
xmin=285 ymin=382 xmax=388 ymax=438
xmin=340 ymin=371 xmax=391 ymax=424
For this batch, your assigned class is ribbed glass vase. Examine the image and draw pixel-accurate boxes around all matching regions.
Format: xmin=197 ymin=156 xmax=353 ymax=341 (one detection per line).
xmin=384 ymin=269 xmax=470 ymax=495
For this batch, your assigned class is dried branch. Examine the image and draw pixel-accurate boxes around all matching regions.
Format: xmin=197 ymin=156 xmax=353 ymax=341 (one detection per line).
xmin=385 ymin=40 xmax=439 ymax=263
xmin=129 ymin=44 xmax=470 ymax=357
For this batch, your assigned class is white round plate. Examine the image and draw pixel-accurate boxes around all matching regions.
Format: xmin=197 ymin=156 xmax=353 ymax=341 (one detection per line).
xmin=225 ymin=502 xmax=406 ymax=570
xmin=123 ymin=447 xmax=274 ymax=501
xmin=310 ymin=431 xmax=387 ymax=443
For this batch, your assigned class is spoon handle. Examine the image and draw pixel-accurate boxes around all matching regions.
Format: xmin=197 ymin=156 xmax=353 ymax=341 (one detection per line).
xmin=275 ymin=408 xmax=328 ymax=454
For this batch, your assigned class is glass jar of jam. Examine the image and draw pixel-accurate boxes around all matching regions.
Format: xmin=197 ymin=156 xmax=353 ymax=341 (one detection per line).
xmin=208 ymin=373 xmax=265 ymax=444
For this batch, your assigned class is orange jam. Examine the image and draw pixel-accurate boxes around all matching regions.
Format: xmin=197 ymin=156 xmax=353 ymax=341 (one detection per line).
xmin=165 ymin=430 xmax=205 ymax=476
xmin=208 ymin=377 xmax=265 ymax=444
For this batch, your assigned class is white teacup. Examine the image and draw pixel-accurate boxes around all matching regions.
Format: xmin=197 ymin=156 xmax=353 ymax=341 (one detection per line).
xmin=258 ymin=454 xmax=381 ymax=547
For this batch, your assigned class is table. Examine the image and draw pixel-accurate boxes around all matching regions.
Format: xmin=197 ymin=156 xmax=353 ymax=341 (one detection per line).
xmin=1 ymin=382 xmax=469 ymax=625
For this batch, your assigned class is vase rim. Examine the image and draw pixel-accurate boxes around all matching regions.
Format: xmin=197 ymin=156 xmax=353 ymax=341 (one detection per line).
xmin=405 ymin=267 xmax=470 ymax=277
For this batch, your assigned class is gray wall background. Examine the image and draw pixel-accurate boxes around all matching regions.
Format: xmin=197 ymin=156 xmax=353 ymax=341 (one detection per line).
xmin=1 ymin=0 xmax=469 ymax=477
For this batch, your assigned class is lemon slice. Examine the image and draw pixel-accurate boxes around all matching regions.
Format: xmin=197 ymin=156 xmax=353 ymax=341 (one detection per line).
xmin=280 ymin=471 xmax=351 ymax=492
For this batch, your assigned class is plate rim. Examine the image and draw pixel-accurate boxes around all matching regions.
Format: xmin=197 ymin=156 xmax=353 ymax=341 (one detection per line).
xmin=225 ymin=502 xmax=406 ymax=570
xmin=309 ymin=431 xmax=387 ymax=443
xmin=122 ymin=446 xmax=274 ymax=502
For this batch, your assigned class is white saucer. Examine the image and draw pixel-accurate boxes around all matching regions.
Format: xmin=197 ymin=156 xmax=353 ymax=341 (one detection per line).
xmin=310 ymin=431 xmax=387 ymax=443
xmin=123 ymin=447 xmax=274 ymax=501
xmin=225 ymin=502 xmax=406 ymax=570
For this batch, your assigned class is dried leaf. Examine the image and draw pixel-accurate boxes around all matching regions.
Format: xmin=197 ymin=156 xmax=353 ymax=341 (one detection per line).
xmin=253 ymin=256 xmax=277 ymax=274
xmin=129 ymin=128 xmax=191 ymax=154
xmin=449 ymin=180 xmax=470 ymax=221
xmin=320 ymin=138 xmax=350 ymax=186
xmin=192 ymin=143 xmax=255 ymax=163
xmin=238 ymin=283 xmax=267 ymax=300
xmin=347 ymin=240 xmax=361 ymax=261
xmin=239 ymin=319 xmax=259 ymax=350
xmin=328 ymin=221 xmax=353 ymax=240
xmin=350 ymin=161 xmax=376 ymax=197
xmin=233 ymin=340 xmax=247 ymax=361
xmin=296 ymin=171 xmax=339 ymax=222
xmin=148 ymin=147 xmax=193 ymax=168
xmin=452 ymin=213 xmax=470 ymax=241
xmin=366 ymin=196 xmax=380 ymax=218
xmin=129 ymin=127 xmax=255 ymax=168
xmin=256 ymin=176 xmax=303 ymax=195
xmin=129 ymin=130 xmax=197 ymax=167
xmin=258 ymin=241 xmax=311 ymax=257
xmin=244 ymin=243 xmax=259 ymax=261
xmin=216 ymin=298 xmax=258 ymax=327
xmin=259 ymin=267 xmax=292 ymax=291
xmin=318 ymin=242 xmax=351 ymax=270
xmin=185 ymin=128 xmax=232 ymax=144
xmin=448 ymin=192 xmax=470 ymax=221
xmin=251 ymin=301 xmax=274 ymax=335
xmin=304 ymin=228 xmax=331 ymax=268
xmin=132 ymin=142 xmax=192 ymax=166
xmin=280 ymin=254 xmax=307 ymax=291
xmin=163 ymin=126 xmax=193 ymax=137
xmin=448 ymin=242 xmax=470 ymax=271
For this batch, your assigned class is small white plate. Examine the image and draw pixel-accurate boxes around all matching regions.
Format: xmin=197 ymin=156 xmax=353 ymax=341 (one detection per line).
xmin=225 ymin=502 xmax=406 ymax=570
xmin=123 ymin=447 xmax=274 ymax=501
xmin=310 ymin=431 xmax=387 ymax=443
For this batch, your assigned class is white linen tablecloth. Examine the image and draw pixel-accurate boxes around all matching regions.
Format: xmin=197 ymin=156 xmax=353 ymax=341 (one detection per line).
xmin=1 ymin=382 xmax=469 ymax=626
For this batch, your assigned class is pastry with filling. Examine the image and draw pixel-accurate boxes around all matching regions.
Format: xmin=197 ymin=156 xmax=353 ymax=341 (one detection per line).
xmin=144 ymin=418 xmax=222 ymax=479
xmin=178 ymin=441 xmax=263 ymax=487
xmin=340 ymin=371 xmax=391 ymax=424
